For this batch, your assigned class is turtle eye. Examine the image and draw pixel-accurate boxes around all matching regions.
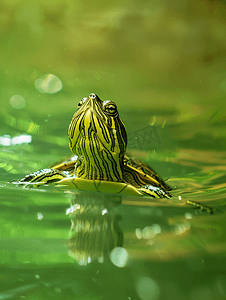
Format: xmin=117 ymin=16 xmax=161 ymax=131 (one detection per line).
xmin=77 ymin=97 xmax=87 ymax=108
xmin=89 ymin=93 xmax=96 ymax=99
xmin=103 ymin=100 xmax=118 ymax=117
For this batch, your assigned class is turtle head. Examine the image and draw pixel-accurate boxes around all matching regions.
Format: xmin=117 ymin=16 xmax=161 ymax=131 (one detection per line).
xmin=68 ymin=93 xmax=127 ymax=182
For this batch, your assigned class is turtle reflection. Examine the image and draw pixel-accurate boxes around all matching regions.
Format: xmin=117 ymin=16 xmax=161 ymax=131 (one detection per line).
xmin=66 ymin=193 xmax=123 ymax=265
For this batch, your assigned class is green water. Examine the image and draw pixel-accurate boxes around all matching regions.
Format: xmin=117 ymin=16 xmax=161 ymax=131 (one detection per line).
xmin=1 ymin=1 xmax=226 ymax=299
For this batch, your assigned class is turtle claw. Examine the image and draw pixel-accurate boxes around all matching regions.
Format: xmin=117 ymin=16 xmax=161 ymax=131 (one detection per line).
xmin=186 ymin=200 xmax=214 ymax=214
xmin=138 ymin=185 xmax=172 ymax=199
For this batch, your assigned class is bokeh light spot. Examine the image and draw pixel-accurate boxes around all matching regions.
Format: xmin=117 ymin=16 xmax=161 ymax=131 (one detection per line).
xmin=151 ymin=224 xmax=162 ymax=234
xmin=143 ymin=226 xmax=156 ymax=239
xmin=143 ymin=224 xmax=161 ymax=239
xmin=0 ymin=134 xmax=32 ymax=146
xmin=10 ymin=95 xmax=26 ymax=109
xmin=174 ymin=223 xmax=186 ymax=235
xmin=136 ymin=277 xmax=160 ymax=300
xmin=12 ymin=134 xmax=32 ymax=145
xmin=35 ymin=74 xmax=63 ymax=94
xmin=37 ymin=212 xmax=44 ymax=221
xmin=98 ymin=257 xmax=104 ymax=263
xmin=135 ymin=228 xmax=143 ymax=239
xmin=185 ymin=212 xmax=192 ymax=219
xmin=0 ymin=135 xmax=11 ymax=146
xmin=110 ymin=247 xmax=128 ymax=268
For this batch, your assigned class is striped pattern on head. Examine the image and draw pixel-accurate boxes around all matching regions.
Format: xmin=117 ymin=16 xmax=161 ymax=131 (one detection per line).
xmin=68 ymin=93 xmax=127 ymax=182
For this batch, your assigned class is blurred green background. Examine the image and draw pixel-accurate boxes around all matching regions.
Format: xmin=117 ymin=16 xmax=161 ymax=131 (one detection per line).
xmin=1 ymin=0 xmax=226 ymax=128
xmin=1 ymin=0 xmax=226 ymax=179
xmin=1 ymin=1 xmax=226 ymax=300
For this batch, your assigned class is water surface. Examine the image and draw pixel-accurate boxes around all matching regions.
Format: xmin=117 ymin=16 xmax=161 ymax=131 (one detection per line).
xmin=1 ymin=1 xmax=226 ymax=299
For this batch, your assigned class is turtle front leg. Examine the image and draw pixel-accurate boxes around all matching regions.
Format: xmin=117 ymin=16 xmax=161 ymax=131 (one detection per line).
xmin=138 ymin=185 xmax=214 ymax=214
xmin=14 ymin=158 xmax=78 ymax=187
xmin=16 ymin=168 xmax=67 ymax=186
xmin=137 ymin=185 xmax=172 ymax=199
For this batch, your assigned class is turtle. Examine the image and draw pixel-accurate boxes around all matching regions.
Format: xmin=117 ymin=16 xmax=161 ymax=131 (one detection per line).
xmin=16 ymin=93 xmax=214 ymax=213
xmin=18 ymin=93 xmax=172 ymax=198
